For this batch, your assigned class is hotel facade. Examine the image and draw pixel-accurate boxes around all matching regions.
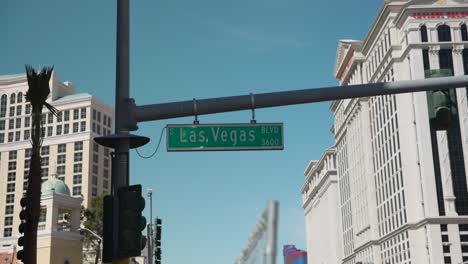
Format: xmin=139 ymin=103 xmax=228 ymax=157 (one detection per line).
xmin=0 ymin=72 xmax=114 ymax=262
xmin=302 ymin=1 xmax=468 ymax=263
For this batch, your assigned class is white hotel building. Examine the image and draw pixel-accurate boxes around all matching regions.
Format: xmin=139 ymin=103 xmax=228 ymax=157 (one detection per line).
xmin=0 ymin=72 xmax=113 ymax=255
xmin=302 ymin=1 xmax=468 ymax=263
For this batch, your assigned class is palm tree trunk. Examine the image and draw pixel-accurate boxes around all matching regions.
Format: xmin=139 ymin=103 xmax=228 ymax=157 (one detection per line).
xmin=25 ymin=150 xmax=41 ymax=264
xmin=24 ymin=111 xmax=42 ymax=264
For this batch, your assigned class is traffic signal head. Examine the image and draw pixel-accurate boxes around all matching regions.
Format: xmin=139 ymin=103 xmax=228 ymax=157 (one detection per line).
xmin=118 ymin=185 xmax=147 ymax=258
xmin=17 ymin=197 xmax=28 ymax=262
xmin=431 ymin=90 xmax=451 ymax=129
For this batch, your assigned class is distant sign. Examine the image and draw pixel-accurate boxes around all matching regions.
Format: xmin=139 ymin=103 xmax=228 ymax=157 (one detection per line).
xmin=166 ymin=123 xmax=284 ymax=151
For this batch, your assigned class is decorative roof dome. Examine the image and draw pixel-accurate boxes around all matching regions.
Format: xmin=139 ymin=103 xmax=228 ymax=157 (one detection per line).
xmin=41 ymin=178 xmax=71 ymax=196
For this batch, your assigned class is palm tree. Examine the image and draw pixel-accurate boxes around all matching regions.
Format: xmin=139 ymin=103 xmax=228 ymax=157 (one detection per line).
xmin=22 ymin=65 xmax=57 ymax=264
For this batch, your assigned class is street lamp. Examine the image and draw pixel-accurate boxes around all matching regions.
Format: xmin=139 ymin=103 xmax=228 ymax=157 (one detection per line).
xmin=78 ymin=225 xmax=103 ymax=264
xmin=147 ymin=189 xmax=153 ymax=264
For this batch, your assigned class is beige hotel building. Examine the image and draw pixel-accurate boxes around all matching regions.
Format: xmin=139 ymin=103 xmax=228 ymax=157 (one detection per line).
xmin=0 ymin=72 xmax=113 ymax=262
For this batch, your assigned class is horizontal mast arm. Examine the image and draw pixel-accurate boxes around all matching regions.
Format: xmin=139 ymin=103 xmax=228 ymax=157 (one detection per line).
xmin=133 ymin=75 xmax=468 ymax=123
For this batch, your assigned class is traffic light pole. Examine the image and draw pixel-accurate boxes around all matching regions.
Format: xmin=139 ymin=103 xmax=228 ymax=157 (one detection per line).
xmin=96 ymin=0 xmax=468 ymax=262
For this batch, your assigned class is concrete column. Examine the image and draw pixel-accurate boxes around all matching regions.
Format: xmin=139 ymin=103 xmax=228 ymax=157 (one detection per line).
xmin=448 ymin=224 xmax=463 ymax=264
xmin=436 ymin=130 xmax=457 ymax=216
xmin=451 ymin=45 xmax=468 ymax=193
xmin=429 ymin=46 xmax=440 ymax=70
xmin=51 ymin=206 xmax=59 ymax=232
xmin=408 ymin=48 xmax=440 ymax=217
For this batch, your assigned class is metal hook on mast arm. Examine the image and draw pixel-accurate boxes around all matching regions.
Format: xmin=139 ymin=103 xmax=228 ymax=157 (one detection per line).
xmin=193 ymin=98 xmax=199 ymax=125
xmin=250 ymin=93 xmax=256 ymax=124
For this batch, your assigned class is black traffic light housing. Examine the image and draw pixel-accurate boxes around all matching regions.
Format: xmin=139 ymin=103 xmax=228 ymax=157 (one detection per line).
xmin=102 ymin=195 xmax=113 ymax=262
xmin=425 ymin=69 xmax=457 ymax=130
xmin=117 ymin=184 xmax=147 ymax=258
xmin=17 ymin=197 xmax=28 ymax=262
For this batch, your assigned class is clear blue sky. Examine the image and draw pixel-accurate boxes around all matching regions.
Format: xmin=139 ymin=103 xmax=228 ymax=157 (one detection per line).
xmin=1 ymin=1 xmax=382 ymax=263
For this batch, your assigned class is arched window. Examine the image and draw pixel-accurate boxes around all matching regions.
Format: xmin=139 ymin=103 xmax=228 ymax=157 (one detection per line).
xmin=420 ymin=25 xmax=428 ymax=42
xmin=10 ymin=93 xmax=15 ymax=104
xmin=461 ymin=24 xmax=468 ymax=41
xmin=0 ymin=95 xmax=6 ymax=117
xmin=17 ymin=92 xmax=23 ymax=103
xmin=437 ymin=25 xmax=451 ymax=42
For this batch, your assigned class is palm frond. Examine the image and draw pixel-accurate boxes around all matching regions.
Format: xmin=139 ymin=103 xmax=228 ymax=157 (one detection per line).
xmin=44 ymin=102 xmax=58 ymax=116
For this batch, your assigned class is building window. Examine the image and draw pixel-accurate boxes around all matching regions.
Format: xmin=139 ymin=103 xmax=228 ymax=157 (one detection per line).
xmin=17 ymin=92 xmax=22 ymax=103
xmin=7 ymin=183 xmax=15 ymax=192
xmin=57 ymin=111 xmax=62 ymax=122
xmin=64 ymin=124 xmax=69 ymax=134
xmin=92 ymin=176 xmax=98 ymax=185
xmin=80 ymin=107 xmax=86 ymax=119
xmin=461 ymin=24 xmax=468 ymax=41
xmin=9 ymin=150 xmax=17 ymax=160
xmin=420 ymin=25 xmax=428 ymax=42
xmin=0 ymin=120 xmax=4 ymax=131
xmin=73 ymin=109 xmax=79 ymax=120
xmin=41 ymin=168 xmax=48 ymax=177
xmin=41 ymin=146 xmax=49 ymax=156
xmin=64 ymin=110 xmax=70 ymax=121
xmin=48 ymin=113 xmax=53 ymax=124
xmin=41 ymin=114 xmax=46 ymax=125
xmin=5 ymin=205 xmax=13 ymax=215
xmin=104 ymin=158 xmax=109 ymax=168
xmin=25 ymin=116 xmax=30 ymax=127
xmin=57 ymin=166 xmax=65 ymax=175
xmin=16 ymin=105 xmax=22 ymax=116
xmin=57 ymin=155 xmax=66 ymax=164
xmin=24 ymin=160 xmax=30 ymax=169
xmin=80 ymin=121 xmax=86 ymax=132
xmin=73 ymin=175 xmax=82 ymax=184
xmin=97 ymin=112 xmax=101 ymax=122
xmin=15 ymin=118 xmax=21 ymax=129
xmin=6 ymin=194 xmax=14 ymax=204
xmin=25 ymin=148 xmax=32 ymax=158
xmin=9 ymin=106 xmax=14 ymax=117
xmin=439 ymin=49 xmax=454 ymax=72
xmin=41 ymin=157 xmax=49 ymax=166
xmin=24 ymin=130 xmax=30 ymax=140
xmin=73 ymin=164 xmax=82 ymax=173
xmin=73 ymin=186 xmax=81 ymax=196
xmin=10 ymin=94 xmax=15 ymax=104
xmin=74 ymin=141 xmax=83 ymax=151
xmin=104 ymin=169 xmax=109 ymax=179
xmin=93 ymin=153 xmax=98 ymax=163
xmin=92 ymin=123 xmax=96 ymax=133
xmin=8 ymin=132 xmax=13 ymax=142
xmin=25 ymin=104 xmax=31 ymax=114
xmin=92 ymin=187 xmax=97 ymax=197
xmin=74 ymin=152 xmax=83 ymax=162
xmin=438 ymin=25 xmax=452 ymax=42
xmin=47 ymin=126 xmax=53 ymax=137
xmin=0 ymin=94 xmax=6 ymax=117
xmin=8 ymin=161 xmax=16 ymax=170
xmin=56 ymin=125 xmax=62 ymax=135
xmin=93 ymin=165 xmax=98 ymax=174
xmin=3 ymin=228 xmax=12 ymax=237
xmin=8 ymin=119 xmax=14 ymax=129
xmin=58 ymin=144 xmax=66 ymax=153
xmin=4 ymin=216 xmax=13 ymax=226
xmin=93 ymin=142 xmax=99 ymax=153
xmin=15 ymin=131 xmax=20 ymax=141
xmin=7 ymin=172 xmax=15 ymax=181
xmin=93 ymin=109 xmax=97 ymax=120
xmin=0 ymin=133 xmax=3 ymax=143
xmin=73 ymin=122 xmax=79 ymax=133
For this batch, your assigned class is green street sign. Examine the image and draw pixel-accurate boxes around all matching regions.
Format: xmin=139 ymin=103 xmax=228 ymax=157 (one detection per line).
xmin=166 ymin=123 xmax=284 ymax=151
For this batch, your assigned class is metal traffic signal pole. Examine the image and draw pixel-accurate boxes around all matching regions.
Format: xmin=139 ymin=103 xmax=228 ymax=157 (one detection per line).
xmin=96 ymin=0 xmax=468 ymax=262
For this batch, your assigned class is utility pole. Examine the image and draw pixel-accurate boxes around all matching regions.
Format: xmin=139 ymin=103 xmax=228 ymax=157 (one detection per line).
xmin=147 ymin=189 xmax=153 ymax=264
xmin=95 ymin=0 xmax=468 ymax=262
